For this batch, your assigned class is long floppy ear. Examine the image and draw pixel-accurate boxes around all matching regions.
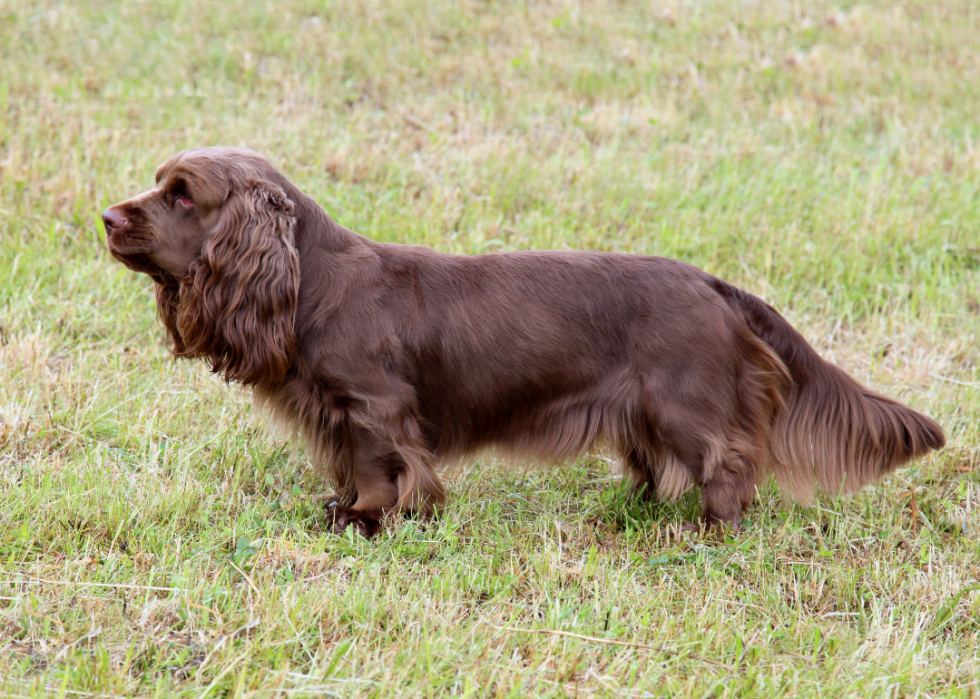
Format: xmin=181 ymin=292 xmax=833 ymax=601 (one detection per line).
xmin=175 ymin=179 xmax=300 ymax=385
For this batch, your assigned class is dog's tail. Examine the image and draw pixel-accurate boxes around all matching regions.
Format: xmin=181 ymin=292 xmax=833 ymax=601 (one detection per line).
xmin=709 ymin=276 xmax=944 ymax=499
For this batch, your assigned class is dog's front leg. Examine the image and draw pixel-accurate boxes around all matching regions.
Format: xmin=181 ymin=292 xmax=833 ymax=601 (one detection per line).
xmin=697 ymin=452 xmax=759 ymax=533
xmin=327 ymin=422 xmax=444 ymax=538
xmin=326 ymin=425 xmax=399 ymax=537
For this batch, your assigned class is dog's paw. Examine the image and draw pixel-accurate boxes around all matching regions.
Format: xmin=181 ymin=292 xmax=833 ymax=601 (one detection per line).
xmin=678 ymin=520 xmax=705 ymax=534
xmin=674 ymin=519 xmax=743 ymax=538
xmin=328 ymin=505 xmax=383 ymax=538
xmin=313 ymin=491 xmax=352 ymax=507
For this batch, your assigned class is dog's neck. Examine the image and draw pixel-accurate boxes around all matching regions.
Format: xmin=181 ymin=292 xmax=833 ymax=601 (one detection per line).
xmin=287 ymin=185 xmax=363 ymax=256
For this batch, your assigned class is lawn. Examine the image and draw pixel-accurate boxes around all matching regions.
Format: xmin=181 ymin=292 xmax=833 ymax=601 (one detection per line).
xmin=1 ymin=0 xmax=978 ymax=696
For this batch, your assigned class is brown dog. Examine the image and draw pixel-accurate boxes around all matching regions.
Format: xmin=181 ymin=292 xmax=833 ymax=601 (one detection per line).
xmin=102 ymin=147 xmax=944 ymax=536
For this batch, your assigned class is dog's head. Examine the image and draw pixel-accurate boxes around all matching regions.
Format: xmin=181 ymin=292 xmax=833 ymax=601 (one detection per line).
xmin=102 ymin=148 xmax=300 ymax=385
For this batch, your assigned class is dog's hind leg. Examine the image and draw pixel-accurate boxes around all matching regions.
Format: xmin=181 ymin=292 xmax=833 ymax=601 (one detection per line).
xmin=622 ymin=432 xmax=754 ymax=531
xmin=633 ymin=390 xmax=759 ymax=532
xmin=697 ymin=448 xmax=759 ymax=530
xmin=697 ymin=332 xmax=784 ymax=530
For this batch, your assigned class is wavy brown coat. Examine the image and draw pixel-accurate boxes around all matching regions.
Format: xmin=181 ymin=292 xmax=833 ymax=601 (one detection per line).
xmin=103 ymin=148 xmax=945 ymax=536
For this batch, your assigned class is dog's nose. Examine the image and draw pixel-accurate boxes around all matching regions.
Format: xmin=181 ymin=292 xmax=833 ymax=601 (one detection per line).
xmin=102 ymin=208 xmax=128 ymax=232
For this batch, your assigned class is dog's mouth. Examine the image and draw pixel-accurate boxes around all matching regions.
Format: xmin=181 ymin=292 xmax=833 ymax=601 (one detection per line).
xmin=114 ymin=252 xmax=169 ymax=277
xmin=108 ymin=242 xmax=166 ymax=279
xmin=105 ymin=229 xmax=165 ymax=277
xmin=149 ymin=270 xmax=181 ymax=288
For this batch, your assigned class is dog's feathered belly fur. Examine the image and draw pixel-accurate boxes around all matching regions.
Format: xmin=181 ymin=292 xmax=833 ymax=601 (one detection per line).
xmin=103 ymin=148 xmax=945 ymax=536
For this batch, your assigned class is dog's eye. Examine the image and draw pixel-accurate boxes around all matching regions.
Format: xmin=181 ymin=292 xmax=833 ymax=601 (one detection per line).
xmin=175 ymin=194 xmax=194 ymax=209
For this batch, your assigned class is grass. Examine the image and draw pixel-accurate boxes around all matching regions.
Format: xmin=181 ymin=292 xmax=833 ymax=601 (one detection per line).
xmin=1 ymin=0 xmax=978 ymax=696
